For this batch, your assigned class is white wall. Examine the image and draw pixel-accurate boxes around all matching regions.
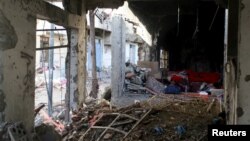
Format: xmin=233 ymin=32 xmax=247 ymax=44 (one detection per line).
xmin=86 ymin=2 xmax=152 ymax=45
xmin=86 ymin=9 xmax=112 ymax=31
xmin=112 ymin=2 xmax=152 ymax=46
xmin=103 ymin=45 xmax=112 ymax=69
xmin=125 ymin=43 xmax=139 ymax=64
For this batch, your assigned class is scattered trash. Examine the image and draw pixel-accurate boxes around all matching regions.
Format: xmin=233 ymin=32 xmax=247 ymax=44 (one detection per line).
xmin=61 ymin=94 xmax=219 ymax=141
xmin=152 ymin=126 xmax=165 ymax=135
xmin=124 ymin=61 xmax=149 ymax=94
xmin=8 ymin=122 xmax=28 ymax=141
xmin=164 ymin=83 xmax=181 ymax=94
xmin=0 ymin=122 xmax=33 ymax=141
xmin=175 ymin=125 xmax=186 ymax=136
xmin=35 ymin=123 xmax=62 ymax=141
xmin=103 ymin=87 xmax=111 ymax=101
xmin=103 ymin=133 xmax=113 ymax=139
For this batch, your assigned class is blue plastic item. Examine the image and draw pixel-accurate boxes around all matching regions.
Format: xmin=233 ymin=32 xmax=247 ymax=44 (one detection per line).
xmin=164 ymin=84 xmax=181 ymax=94
xmin=175 ymin=125 xmax=186 ymax=136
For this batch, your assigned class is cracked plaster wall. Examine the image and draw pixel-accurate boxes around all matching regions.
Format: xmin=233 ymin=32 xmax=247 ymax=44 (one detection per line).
xmin=238 ymin=0 xmax=250 ymax=124
xmin=0 ymin=0 xmax=36 ymax=134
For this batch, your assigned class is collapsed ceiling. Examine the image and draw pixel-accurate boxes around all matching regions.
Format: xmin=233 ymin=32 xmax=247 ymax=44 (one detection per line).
xmin=128 ymin=0 xmax=199 ymax=33
xmin=128 ymin=0 xmax=227 ymax=34
xmin=128 ymin=0 xmax=226 ymax=72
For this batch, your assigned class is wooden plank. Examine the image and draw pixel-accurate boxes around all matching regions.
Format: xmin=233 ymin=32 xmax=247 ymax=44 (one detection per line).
xmin=96 ymin=114 xmax=121 ymax=141
xmin=120 ymin=114 xmax=139 ymax=121
xmin=111 ymin=120 xmax=135 ymax=127
xmin=122 ymin=109 xmax=152 ymax=140
xmin=78 ymin=113 xmax=105 ymax=140
xmin=92 ymin=126 xmax=127 ymax=135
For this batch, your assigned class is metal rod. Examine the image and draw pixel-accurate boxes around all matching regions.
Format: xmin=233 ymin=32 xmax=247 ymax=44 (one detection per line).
xmin=209 ymin=5 xmax=220 ymax=31
xmin=36 ymin=45 xmax=68 ymax=51
xmin=36 ymin=29 xmax=66 ymax=32
xmin=65 ymin=31 xmax=71 ymax=123
xmin=177 ymin=4 xmax=180 ymax=36
xmin=48 ymin=23 xmax=54 ymax=116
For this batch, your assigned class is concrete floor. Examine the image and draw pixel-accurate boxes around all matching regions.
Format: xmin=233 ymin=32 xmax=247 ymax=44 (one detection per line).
xmin=112 ymin=93 xmax=152 ymax=108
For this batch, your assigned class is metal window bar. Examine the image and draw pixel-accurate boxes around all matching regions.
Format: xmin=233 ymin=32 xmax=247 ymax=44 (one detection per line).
xmin=36 ymin=45 xmax=68 ymax=51
xmin=36 ymin=29 xmax=67 ymax=32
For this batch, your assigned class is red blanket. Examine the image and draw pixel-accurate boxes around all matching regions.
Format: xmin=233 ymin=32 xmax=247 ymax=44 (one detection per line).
xmin=169 ymin=70 xmax=220 ymax=84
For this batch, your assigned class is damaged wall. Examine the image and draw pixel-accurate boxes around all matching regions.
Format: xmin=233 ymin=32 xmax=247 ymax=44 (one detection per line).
xmin=64 ymin=0 xmax=87 ymax=121
xmin=237 ymin=0 xmax=250 ymax=124
xmin=0 ymin=0 xmax=88 ymax=135
xmin=226 ymin=0 xmax=250 ymax=124
xmin=224 ymin=0 xmax=239 ymax=124
xmin=111 ymin=16 xmax=126 ymax=104
xmin=0 ymin=0 xmax=36 ymax=133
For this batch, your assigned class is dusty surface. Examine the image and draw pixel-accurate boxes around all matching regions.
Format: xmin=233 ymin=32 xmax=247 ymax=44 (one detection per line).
xmin=62 ymin=94 xmax=220 ymax=141
xmin=35 ymin=70 xmax=221 ymax=141
xmin=35 ymin=87 xmax=66 ymax=107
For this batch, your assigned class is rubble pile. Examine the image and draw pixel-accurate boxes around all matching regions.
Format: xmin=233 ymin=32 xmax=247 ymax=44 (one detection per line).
xmin=62 ymin=95 xmax=220 ymax=141
xmin=0 ymin=122 xmax=30 ymax=141
xmin=127 ymin=95 xmax=220 ymax=141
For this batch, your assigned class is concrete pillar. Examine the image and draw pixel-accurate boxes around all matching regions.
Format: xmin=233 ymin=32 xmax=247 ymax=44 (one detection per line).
xmin=68 ymin=29 xmax=79 ymax=110
xmin=111 ymin=16 xmax=126 ymax=104
xmin=228 ymin=0 xmax=240 ymax=59
xmin=237 ymin=0 xmax=250 ymax=124
xmin=65 ymin=0 xmax=87 ymax=113
xmin=0 ymin=0 xmax=36 ymax=133
xmin=224 ymin=0 xmax=240 ymax=124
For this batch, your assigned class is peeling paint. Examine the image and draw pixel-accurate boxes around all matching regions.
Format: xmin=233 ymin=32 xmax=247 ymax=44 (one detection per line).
xmin=244 ymin=75 xmax=250 ymax=82
xmin=21 ymin=51 xmax=34 ymax=100
xmin=0 ymin=73 xmax=3 ymax=84
xmin=20 ymin=0 xmax=31 ymax=11
xmin=0 ymin=58 xmax=6 ymax=122
xmin=0 ymin=90 xmax=6 ymax=112
xmin=237 ymin=107 xmax=244 ymax=117
xmin=241 ymin=2 xmax=245 ymax=10
xmin=0 ymin=113 xmax=5 ymax=122
xmin=73 ymin=89 xmax=78 ymax=102
xmin=26 ymin=14 xmax=35 ymax=22
xmin=0 ymin=62 xmax=3 ymax=88
xmin=0 ymin=10 xmax=17 ymax=51
xmin=73 ymin=75 xmax=78 ymax=82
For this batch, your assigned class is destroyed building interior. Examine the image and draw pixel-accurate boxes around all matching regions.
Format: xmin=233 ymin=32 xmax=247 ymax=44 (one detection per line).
xmin=0 ymin=0 xmax=249 ymax=140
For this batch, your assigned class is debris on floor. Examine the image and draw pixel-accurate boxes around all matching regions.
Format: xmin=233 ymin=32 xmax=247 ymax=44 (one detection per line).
xmin=124 ymin=61 xmax=150 ymax=94
xmin=0 ymin=122 xmax=30 ymax=141
xmin=102 ymin=87 xmax=111 ymax=101
xmin=32 ymin=70 xmax=223 ymax=141
xmin=61 ymin=93 xmax=220 ymax=141
xmin=35 ymin=123 xmax=62 ymax=141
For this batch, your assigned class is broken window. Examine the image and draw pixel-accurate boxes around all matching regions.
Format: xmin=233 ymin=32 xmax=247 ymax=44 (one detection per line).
xmin=160 ymin=49 xmax=168 ymax=69
xmin=40 ymin=35 xmax=49 ymax=63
